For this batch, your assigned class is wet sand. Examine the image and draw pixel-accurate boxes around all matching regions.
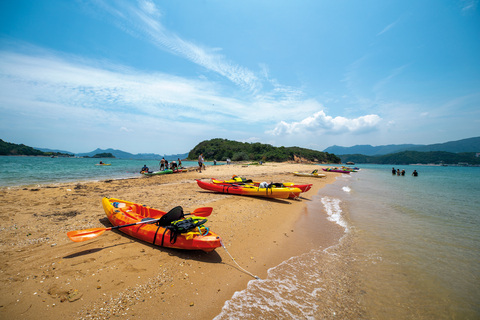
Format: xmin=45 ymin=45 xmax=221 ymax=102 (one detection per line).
xmin=0 ymin=162 xmax=347 ymax=319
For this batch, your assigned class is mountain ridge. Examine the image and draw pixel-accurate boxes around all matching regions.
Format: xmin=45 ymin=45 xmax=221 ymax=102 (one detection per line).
xmin=323 ymin=136 xmax=480 ymax=155
xmin=34 ymin=147 xmax=188 ymax=160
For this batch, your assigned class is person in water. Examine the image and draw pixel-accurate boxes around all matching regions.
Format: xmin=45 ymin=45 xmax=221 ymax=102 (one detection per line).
xmin=412 ymin=170 xmax=418 ymax=177
xmin=401 ymin=169 xmax=405 ymax=176
xmin=392 ymin=167 xmax=396 ymax=175
xmin=99 ymin=161 xmax=103 ymax=164
xmin=141 ymin=164 xmax=149 ymax=173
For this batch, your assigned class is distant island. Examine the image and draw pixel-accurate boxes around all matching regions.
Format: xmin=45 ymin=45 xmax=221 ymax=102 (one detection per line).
xmin=82 ymin=153 xmax=115 ymax=158
xmin=187 ymin=138 xmax=341 ymax=163
xmin=0 ymin=139 xmax=73 ymax=157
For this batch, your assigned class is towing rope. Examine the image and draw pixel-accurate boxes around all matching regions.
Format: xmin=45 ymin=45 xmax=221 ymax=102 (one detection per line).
xmin=220 ymin=239 xmax=261 ymax=280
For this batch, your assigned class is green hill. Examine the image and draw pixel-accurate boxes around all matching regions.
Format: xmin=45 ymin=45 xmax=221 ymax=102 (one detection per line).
xmin=187 ymin=138 xmax=341 ymax=163
xmin=0 ymin=139 xmax=71 ymax=156
xmin=340 ymin=151 xmax=480 ymax=165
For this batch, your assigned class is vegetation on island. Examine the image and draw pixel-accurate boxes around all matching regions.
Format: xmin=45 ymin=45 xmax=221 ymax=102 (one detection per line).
xmin=340 ymin=151 xmax=480 ymax=165
xmin=88 ymin=153 xmax=115 ymax=158
xmin=187 ymin=138 xmax=341 ymax=163
xmin=0 ymin=139 xmax=72 ymax=156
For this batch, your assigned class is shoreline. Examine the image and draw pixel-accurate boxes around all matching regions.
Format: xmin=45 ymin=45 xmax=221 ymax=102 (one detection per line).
xmin=0 ymin=163 xmax=346 ymax=319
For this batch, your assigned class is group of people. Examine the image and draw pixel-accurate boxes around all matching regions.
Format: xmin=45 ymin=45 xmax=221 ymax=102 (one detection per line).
xmin=392 ymin=167 xmax=418 ymax=176
xmin=160 ymin=158 xmax=182 ymax=171
xmin=140 ymin=158 xmax=184 ymax=173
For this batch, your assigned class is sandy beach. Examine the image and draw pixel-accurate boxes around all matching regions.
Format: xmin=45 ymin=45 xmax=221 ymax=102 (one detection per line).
xmin=0 ymin=162 xmax=352 ymax=319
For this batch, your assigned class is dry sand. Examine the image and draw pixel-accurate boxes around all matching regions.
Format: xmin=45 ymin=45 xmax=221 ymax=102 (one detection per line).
xmin=0 ymin=162 xmax=348 ymax=319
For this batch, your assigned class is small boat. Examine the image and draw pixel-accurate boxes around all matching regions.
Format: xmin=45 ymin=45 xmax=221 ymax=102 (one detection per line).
xmin=197 ymin=180 xmax=302 ymax=199
xmin=102 ymin=197 xmax=221 ymax=252
xmin=212 ymin=177 xmax=312 ymax=193
xmin=95 ymin=163 xmax=111 ymax=166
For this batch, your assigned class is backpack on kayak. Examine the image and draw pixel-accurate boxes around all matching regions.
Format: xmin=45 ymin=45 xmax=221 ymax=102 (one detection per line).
xmin=153 ymin=206 xmax=209 ymax=246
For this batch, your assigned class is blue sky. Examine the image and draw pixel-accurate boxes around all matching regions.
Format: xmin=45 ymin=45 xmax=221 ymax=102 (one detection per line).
xmin=1 ymin=0 xmax=479 ymax=154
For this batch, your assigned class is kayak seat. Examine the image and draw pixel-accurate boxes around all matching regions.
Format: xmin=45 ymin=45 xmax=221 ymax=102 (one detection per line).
xmin=156 ymin=206 xmax=185 ymax=227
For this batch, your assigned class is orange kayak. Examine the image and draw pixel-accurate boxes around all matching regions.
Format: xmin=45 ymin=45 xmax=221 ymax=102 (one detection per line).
xmin=197 ymin=180 xmax=302 ymax=199
xmin=102 ymin=197 xmax=221 ymax=252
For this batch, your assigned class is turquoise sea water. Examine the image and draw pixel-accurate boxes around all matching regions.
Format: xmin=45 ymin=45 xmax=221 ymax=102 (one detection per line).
xmin=0 ymin=156 xmax=213 ymax=188
xmin=215 ymin=164 xmax=480 ymax=319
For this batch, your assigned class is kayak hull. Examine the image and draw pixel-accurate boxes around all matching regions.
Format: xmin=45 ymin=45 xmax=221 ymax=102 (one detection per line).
xmin=102 ymin=197 xmax=221 ymax=252
xmin=143 ymin=169 xmax=173 ymax=176
xmin=292 ymin=172 xmax=326 ymax=178
xmin=197 ymin=180 xmax=301 ymax=199
xmin=322 ymin=168 xmax=350 ymax=174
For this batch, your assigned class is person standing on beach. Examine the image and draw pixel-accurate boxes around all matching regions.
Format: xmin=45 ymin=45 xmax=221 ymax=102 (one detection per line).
xmin=198 ymin=153 xmax=204 ymax=173
xmin=178 ymin=158 xmax=182 ymax=168
xmin=165 ymin=159 xmax=169 ymax=169
xmin=160 ymin=158 xmax=165 ymax=170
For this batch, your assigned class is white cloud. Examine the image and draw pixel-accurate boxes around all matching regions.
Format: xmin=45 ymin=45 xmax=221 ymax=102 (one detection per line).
xmin=266 ymin=110 xmax=382 ymax=136
xmin=0 ymin=48 xmax=322 ymax=133
xmin=242 ymin=137 xmax=261 ymax=143
xmin=88 ymin=0 xmax=261 ymax=92
xmin=373 ymin=64 xmax=410 ymax=92
xmin=462 ymin=0 xmax=478 ymax=12
xmin=377 ymin=17 xmax=401 ymax=36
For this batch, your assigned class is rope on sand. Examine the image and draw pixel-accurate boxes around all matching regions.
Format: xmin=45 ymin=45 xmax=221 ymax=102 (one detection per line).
xmin=220 ymin=239 xmax=261 ymax=280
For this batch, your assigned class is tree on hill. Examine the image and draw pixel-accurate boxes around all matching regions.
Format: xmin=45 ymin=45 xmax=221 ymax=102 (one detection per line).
xmin=187 ymin=138 xmax=340 ymax=163
xmin=92 ymin=153 xmax=115 ymax=158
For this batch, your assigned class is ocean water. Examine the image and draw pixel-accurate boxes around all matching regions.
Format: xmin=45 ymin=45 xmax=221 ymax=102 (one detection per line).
xmin=0 ymin=156 xmax=213 ymax=188
xmin=214 ymin=164 xmax=480 ymax=319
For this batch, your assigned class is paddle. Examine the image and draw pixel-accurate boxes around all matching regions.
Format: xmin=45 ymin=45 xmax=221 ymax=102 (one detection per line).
xmin=67 ymin=207 xmax=213 ymax=243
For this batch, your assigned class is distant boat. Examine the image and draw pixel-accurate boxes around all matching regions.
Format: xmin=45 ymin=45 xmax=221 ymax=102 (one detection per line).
xmin=346 ymin=161 xmax=355 ymax=165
